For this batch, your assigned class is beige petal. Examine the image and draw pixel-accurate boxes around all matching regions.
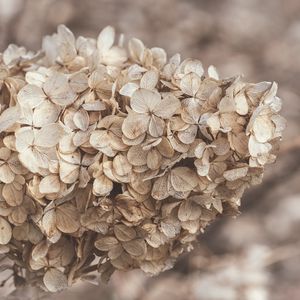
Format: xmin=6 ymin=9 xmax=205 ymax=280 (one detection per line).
xmin=145 ymin=230 xmax=168 ymax=248
xmin=177 ymin=125 xmax=197 ymax=144
xmin=235 ymin=92 xmax=249 ymax=115
xmin=43 ymin=268 xmax=68 ymax=293
xmin=109 ymin=133 xmax=128 ymax=151
xmin=59 ymin=161 xmax=80 ymax=184
xmin=0 ymin=106 xmax=20 ymax=133
xmin=73 ymin=108 xmax=90 ymax=131
xmin=161 ymin=218 xmax=181 ymax=238
xmin=39 ymin=175 xmax=61 ymax=194
xmin=119 ymin=82 xmax=139 ymax=97
xmin=211 ymin=137 xmax=230 ymax=155
xmin=223 ymin=167 xmax=249 ymax=181
xmin=44 ymin=73 xmax=77 ymax=106
xmin=253 ymin=115 xmax=274 ymax=143
xmin=35 ymin=123 xmax=65 ymax=148
xmin=194 ymin=159 xmax=209 ymax=176
xmin=0 ymin=217 xmax=12 ymax=245
xmin=153 ymin=94 xmax=181 ymax=119
xmin=147 ymin=149 xmax=162 ymax=170
xmin=180 ymin=73 xmax=201 ymax=96
xmin=73 ymin=128 xmax=92 ymax=147
xmin=212 ymin=199 xmax=223 ymax=214
xmin=131 ymin=89 xmax=161 ymax=113
xmin=97 ymin=26 xmax=115 ymax=52
xmin=57 ymin=24 xmax=76 ymax=62
xmin=19 ymin=147 xmax=49 ymax=173
xmin=59 ymin=133 xmax=77 ymax=154
xmin=33 ymin=101 xmax=60 ymax=127
xmin=15 ymin=127 xmax=34 ymax=151
xmin=208 ymin=65 xmax=219 ymax=80
xmin=181 ymin=98 xmax=201 ymax=124
xmin=42 ymin=207 xmax=60 ymax=242
xmin=184 ymin=59 xmax=204 ymax=77
xmin=128 ymin=38 xmax=145 ymax=62
xmin=82 ymin=100 xmax=106 ymax=111
xmin=113 ymin=154 xmax=132 ymax=176
xmin=122 ymin=111 xmax=149 ymax=139
xmin=140 ymin=70 xmax=159 ymax=90
xmin=90 ymin=130 xmax=110 ymax=150
xmin=249 ymin=135 xmax=272 ymax=157
xmin=218 ymin=96 xmax=235 ymax=113
xmin=69 ymin=72 xmax=88 ymax=93
xmin=0 ymin=164 xmax=15 ymax=184
xmin=93 ymin=174 xmax=113 ymax=196
xmin=151 ymin=47 xmax=167 ymax=69
xmin=148 ymin=115 xmax=165 ymax=137
xmin=206 ymin=114 xmax=220 ymax=132
xmin=17 ymin=84 xmax=46 ymax=109
xmin=32 ymin=240 xmax=49 ymax=261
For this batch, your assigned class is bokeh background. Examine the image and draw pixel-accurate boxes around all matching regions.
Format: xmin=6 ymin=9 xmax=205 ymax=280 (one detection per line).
xmin=1 ymin=0 xmax=300 ymax=299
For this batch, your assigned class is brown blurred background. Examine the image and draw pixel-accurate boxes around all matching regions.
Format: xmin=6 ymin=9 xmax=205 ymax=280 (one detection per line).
xmin=1 ymin=0 xmax=300 ymax=299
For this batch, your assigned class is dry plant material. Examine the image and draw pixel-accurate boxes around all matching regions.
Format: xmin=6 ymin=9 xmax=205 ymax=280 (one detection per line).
xmin=0 ymin=25 xmax=285 ymax=293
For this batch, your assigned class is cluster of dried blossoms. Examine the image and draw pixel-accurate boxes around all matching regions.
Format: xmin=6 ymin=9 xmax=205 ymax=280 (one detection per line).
xmin=0 ymin=25 xmax=285 ymax=293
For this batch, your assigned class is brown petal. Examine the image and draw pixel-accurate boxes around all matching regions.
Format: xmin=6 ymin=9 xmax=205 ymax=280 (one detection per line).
xmin=122 ymin=239 xmax=147 ymax=256
xmin=127 ymin=145 xmax=147 ymax=167
xmin=114 ymin=224 xmax=136 ymax=242
xmin=151 ymin=175 xmax=169 ymax=200
xmin=171 ymin=167 xmax=198 ymax=192
xmin=2 ymin=183 xmax=23 ymax=206
xmin=0 ymin=217 xmax=12 ymax=245
xmin=56 ymin=204 xmax=80 ymax=233
xmin=95 ymin=236 xmax=119 ymax=251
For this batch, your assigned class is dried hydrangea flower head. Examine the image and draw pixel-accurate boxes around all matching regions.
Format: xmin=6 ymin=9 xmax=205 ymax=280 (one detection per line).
xmin=0 ymin=25 xmax=285 ymax=293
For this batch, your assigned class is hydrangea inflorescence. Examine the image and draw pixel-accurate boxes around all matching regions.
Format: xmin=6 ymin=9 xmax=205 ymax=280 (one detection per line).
xmin=0 ymin=25 xmax=285 ymax=292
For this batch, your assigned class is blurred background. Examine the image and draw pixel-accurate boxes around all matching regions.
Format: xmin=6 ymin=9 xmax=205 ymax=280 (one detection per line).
xmin=0 ymin=0 xmax=300 ymax=299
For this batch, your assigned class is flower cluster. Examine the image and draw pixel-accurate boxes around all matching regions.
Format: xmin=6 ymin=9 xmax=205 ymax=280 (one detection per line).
xmin=0 ymin=25 xmax=285 ymax=292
